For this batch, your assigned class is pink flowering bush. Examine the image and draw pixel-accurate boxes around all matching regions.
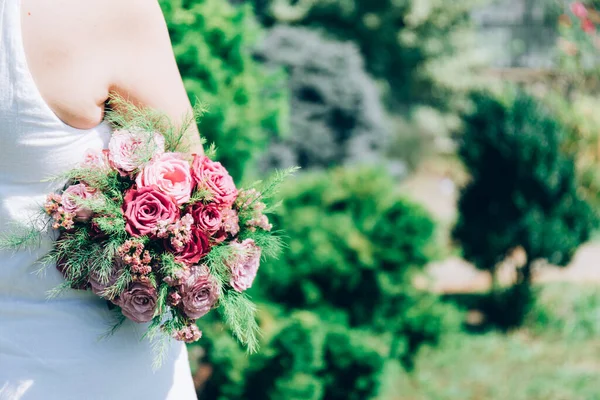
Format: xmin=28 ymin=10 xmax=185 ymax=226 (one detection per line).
xmin=558 ymin=2 xmax=600 ymax=62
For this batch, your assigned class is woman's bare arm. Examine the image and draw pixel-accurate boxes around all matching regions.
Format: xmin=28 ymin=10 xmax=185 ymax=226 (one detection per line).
xmin=106 ymin=0 xmax=203 ymax=154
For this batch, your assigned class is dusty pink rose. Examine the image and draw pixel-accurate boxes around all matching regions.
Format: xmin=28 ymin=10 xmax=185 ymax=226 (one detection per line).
xmin=170 ymin=227 xmax=211 ymax=265
xmin=191 ymin=155 xmax=237 ymax=207
xmin=89 ymin=219 xmax=108 ymax=240
xmin=172 ymin=324 xmax=202 ymax=343
xmin=136 ymin=153 xmax=193 ymax=205
xmin=180 ymin=265 xmax=220 ymax=319
xmin=226 ymin=239 xmax=261 ymax=292
xmin=188 ymin=202 xmax=222 ymax=236
xmin=108 ymin=129 xmax=165 ymax=176
xmin=56 ymin=256 xmax=87 ymax=290
xmin=163 ymin=267 xmax=191 ymax=287
xmin=123 ymin=186 xmax=179 ymax=238
xmin=116 ymin=280 xmax=157 ymax=323
xmin=62 ymin=183 xmax=97 ymax=222
xmin=88 ymin=262 xmax=123 ymax=299
xmin=571 ymin=2 xmax=588 ymax=18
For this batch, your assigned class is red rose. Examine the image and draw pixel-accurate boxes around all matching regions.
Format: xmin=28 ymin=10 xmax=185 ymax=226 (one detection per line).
xmin=188 ymin=202 xmax=222 ymax=236
xmin=170 ymin=226 xmax=211 ymax=265
xmin=191 ymin=155 xmax=237 ymax=207
xmin=123 ymin=186 xmax=178 ymax=238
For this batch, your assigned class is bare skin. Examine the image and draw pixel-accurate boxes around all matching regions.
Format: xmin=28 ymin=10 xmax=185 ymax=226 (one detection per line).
xmin=20 ymin=0 xmax=203 ymax=153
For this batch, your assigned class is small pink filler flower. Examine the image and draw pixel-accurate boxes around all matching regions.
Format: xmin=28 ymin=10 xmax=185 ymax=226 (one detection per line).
xmin=173 ymin=324 xmax=202 ymax=343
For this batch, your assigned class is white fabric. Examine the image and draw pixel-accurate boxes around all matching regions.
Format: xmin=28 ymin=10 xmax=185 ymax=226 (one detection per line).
xmin=0 ymin=1 xmax=197 ymax=399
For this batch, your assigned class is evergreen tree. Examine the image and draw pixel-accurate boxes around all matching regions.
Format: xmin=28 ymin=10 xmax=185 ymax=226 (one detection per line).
xmin=256 ymin=26 xmax=390 ymax=170
xmin=454 ymin=89 xmax=596 ymax=289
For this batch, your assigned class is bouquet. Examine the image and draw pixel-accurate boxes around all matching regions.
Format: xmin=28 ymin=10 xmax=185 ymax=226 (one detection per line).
xmin=2 ymin=99 xmax=295 ymax=366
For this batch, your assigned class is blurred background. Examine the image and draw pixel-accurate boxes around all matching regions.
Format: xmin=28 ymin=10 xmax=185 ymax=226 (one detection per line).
xmin=160 ymin=0 xmax=600 ymax=398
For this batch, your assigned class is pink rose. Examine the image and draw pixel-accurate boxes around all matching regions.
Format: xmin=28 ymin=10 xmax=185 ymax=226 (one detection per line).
xmin=191 ymin=155 xmax=237 ymax=207
xmin=123 ymin=186 xmax=179 ymax=238
xmin=62 ymin=183 xmax=97 ymax=222
xmin=81 ymin=148 xmax=110 ymax=170
xmin=571 ymin=2 xmax=588 ymax=19
xmin=108 ymin=129 xmax=165 ymax=176
xmin=180 ymin=265 xmax=220 ymax=319
xmin=116 ymin=280 xmax=157 ymax=323
xmin=188 ymin=202 xmax=222 ymax=236
xmin=136 ymin=153 xmax=193 ymax=205
xmin=170 ymin=226 xmax=211 ymax=265
xmin=226 ymin=239 xmax=261 ymax=292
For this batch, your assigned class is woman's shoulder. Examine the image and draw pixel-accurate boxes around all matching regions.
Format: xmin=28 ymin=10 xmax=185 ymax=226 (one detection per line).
xmin=21 ymin=0 xmax=190 ymax=130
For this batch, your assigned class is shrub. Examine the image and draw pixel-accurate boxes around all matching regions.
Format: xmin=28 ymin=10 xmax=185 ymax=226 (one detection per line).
xmin=193 ymin=167 xmax=456 ymax=399
xmin=242 ymin=0 xmax=485 ymax=114
xmin=545 ymin=92 xmax=600 ymax=213
xmin=255 ymin=26 xmax=390 ymax=171
xmin=258 ymin=168 xmax=435 ymax=325
xmin=159 ymin=0 xmax=289 ymax=181
xmin=257 ymin=168 xmax=455 ymax=367
xmin=192 ymin=314 xmax=250 ymax=400
xmin=453 ymin=89 xmax=596 ymax=323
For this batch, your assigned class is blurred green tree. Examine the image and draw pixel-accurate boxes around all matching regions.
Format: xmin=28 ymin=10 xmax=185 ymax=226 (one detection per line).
xmin=453 ymin=89 xmax=596 ymax=324
xmin=242 ymin=0 xmax=485 ymax=114
xmin=193 ymin=168 xmax=459 ymax=399
xmin=159 ymin=0 xmax=289 ymax=182
xmin=255 ymin=26 xmax=391 ymax=171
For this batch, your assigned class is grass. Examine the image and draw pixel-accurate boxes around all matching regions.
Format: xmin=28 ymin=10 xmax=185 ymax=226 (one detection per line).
xmin=379 ymin=282 xmax=600 ymax=400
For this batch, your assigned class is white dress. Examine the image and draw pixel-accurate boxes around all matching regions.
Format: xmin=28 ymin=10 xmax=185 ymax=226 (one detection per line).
xmin=0 ymin=1 xmax=197 ymax=399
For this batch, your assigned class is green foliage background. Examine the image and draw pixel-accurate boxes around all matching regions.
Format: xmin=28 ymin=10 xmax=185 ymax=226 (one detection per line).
xmin=160 ymin=0 xmax=289 ymax=182
xmin=246 ymin=0 xmax=484 ymax=112
xmin=193 ymin=168 xmax=458 ymax=400
xmin=155 ymin=0 xmax=600 ymax=398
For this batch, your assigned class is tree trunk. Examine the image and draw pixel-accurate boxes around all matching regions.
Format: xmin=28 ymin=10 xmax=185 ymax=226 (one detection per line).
xmin=516 ymin=260 xmax=532 ymax=286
